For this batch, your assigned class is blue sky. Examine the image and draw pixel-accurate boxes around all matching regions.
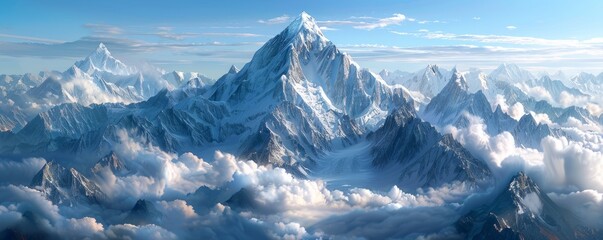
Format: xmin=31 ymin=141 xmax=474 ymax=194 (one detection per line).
xmin=2 ymin=0 xmax=603 ymax=77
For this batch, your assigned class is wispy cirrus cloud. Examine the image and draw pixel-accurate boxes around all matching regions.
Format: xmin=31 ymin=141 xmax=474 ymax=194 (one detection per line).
xmin=83 ymin=24 xmax=264 ymax=41
xmin=318 ymin=13 xmax=406 ymax=30
xmin=0 ymin=35 xmax=264 ymax=59
xmin=258 ymin=14 xmax=291 ymax=24
xmin=0 ymin=33 xmax=65 ymax=44
xmin=506 ymin=25 xmax=518 ymax=30
xmin=83 ymin=23 xmax=124 ymax=35
xmin=356 ymin=13 xmax=406 ymax=30
xmin=199 ymin=32 xmax=264 ymax=37
xmin=339 ymin=42 xmax=603 ymax=74
xmin=389 ymin=30 xmax=597 ymax=47
xmin=319 ymin=26 xmax=338 ymax=31
xmin=417 ymin=20 xmax=445 ymax=24
xmin=136 ymin=27 xmax=265 ymax=40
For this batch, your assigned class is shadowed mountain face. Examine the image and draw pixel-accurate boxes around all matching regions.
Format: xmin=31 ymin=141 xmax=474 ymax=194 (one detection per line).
xmin=124 ymin=199 xmax=162 ymax=225
xmin=369 ymin=105 xmax=492 ymax=190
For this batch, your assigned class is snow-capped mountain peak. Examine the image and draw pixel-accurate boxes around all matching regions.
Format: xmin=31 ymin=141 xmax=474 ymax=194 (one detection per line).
xmin=287 ymin=11 xmax=324 ymax=38
xmin=489 ymin=63 xmax=535 ymax=83
xmin=75 ymin=43 xmax=135 ymax=76
xmin=228 ymin=65 xmax=239 ymax=74
xmin=448 ymin=68 xmax=469 ymax=92
xmin=30 ymin=161 xmax=106 ymax=205
xmin=95 ymin=42 xmax=111 ymax=56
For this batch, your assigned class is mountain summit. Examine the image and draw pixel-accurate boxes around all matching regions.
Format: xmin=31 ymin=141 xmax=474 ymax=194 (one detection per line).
xmin=488 ymin=63 xmax=535 ymax=83
xmin=286 ymin=11 xmax=325 ymax=38
xmin=206 ymin=12 xmax=412 ymax=168
xmin=75 ymin=43 xmax=135 ymax=76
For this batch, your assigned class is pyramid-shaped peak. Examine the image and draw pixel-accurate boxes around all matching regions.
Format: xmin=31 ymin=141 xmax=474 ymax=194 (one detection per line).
xmin=539 ymin=75 xmax=552 ymax=81
xmin=501 ymin=63 xmax=519 ymax=69
xmin=74 ymin=42 xmax=134 ymax=75
xmin=64 ymin=64 xmax=90 ymax=79
xmin=496 ymin=63 xmax=525 ymax=74
xmin=450 ymin=66 xmax=459 ymax=74
xmin=447 ymin=68 xmax=469 ymax=91
xmin=494 ymin=104 xmax=504 ymax=114
xmin=132 ymin=199 xmax=153 ymax=211
xmin=228 ymin=65 xmax=239 ymax=74
xmin=96 ymin=43 xmax=110 ymax=55
xmin=508 ymin=171 xmax=539 ymax=194
xmin=513 ymin=171 xmax=528 ymax=180
xmin=426 ymin=64 xmax=440 ymax=73
xmin=286 ymin=11 xmax=324 ymax=37
xmin=518 ymin=113 xmax=537 ymax=126
xmin=30 ymin=161 xmax=66 ymax=186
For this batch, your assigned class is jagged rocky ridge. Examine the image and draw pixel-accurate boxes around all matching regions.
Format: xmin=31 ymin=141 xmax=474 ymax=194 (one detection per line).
xmin=0 ymin=43 xmax=213 ymax=132
xmin=457 ymin=172 xmax=601 ymax=239
xmin=369 ymin=104 xmax=492 ymax=190
xmin=30 ymin=162 xmax=106 ymax=205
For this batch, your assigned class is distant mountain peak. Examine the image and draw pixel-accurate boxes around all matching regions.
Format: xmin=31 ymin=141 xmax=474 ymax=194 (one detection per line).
xmin=30 ymin=161 xmax=106 ymax=205
xmin=124 ymin=199 xmax=162 ymax=225
xmin=75 ymin=42 xmax=134 ymax=75
xmin=95 ymin=42 xmax=111 ymax=56
xmin=517 ymin=113 xmax=537 ymax=126
xmin=450 ymin=65 xmax=458 ymax=73
xmin=489 ymin=63 xmax=534 ymax=83
xmin=228 ymin=65 xmax=239 ymax=74
xmin=92 ymin=151 xmax=128 ymax=174
xmin=448 ymin=69 xmax=469 ymax=91
xmin=508 ymin=171 xmax=535 ymax=193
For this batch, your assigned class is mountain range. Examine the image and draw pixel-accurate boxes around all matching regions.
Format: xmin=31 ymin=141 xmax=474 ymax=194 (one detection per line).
xmin=0 ymin=12 xmax=602 ymax=239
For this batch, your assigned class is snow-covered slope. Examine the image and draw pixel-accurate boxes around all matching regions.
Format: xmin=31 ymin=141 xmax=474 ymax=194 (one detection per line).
xmin=488 ymin=63 xmax=535 ymax=84
xmin=16 ymin=103 xmax=110 ymax=146
xmin=511 ymin=114 xmax=554 ymax=149
xmin=527 ymin=76 xmax=589 ymax=101
xmin=381 ymin=64 xmax=450 ymax=99
xmin=422 ymin=68 xmax=493 ymax=128
xmin=463 ymin=68 xmax=491 ymax=94
xmin=378 ymin=69 xmax=411 ymax=85
xmin=91 ymin=151 xmax=129 ymax=175
xmin=569 ymin=72 xmax=603 ymax=96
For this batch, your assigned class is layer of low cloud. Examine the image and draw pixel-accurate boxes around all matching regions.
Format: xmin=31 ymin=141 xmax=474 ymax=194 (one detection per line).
xmin=444 ymin=111 xmax=603 ymax=228
xmin=0 ymin=129 xmax=478 ymax=239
